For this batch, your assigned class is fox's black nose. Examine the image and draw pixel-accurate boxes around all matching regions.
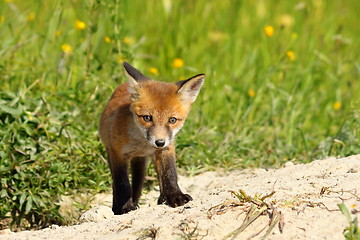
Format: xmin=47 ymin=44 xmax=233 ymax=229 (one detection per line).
xmin=155 ymin=139 xmax=165 ymax=147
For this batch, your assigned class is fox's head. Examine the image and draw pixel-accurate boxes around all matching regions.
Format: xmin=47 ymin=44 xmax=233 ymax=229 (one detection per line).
xmin=123 ymin=62 xmax=205 ymax=149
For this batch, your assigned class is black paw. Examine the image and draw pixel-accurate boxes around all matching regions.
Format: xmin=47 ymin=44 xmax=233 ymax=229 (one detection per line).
xmin=158 ymin=192 xmax=193 ymax=207
xmin=113 ymin=200 xmax=138 ymax=215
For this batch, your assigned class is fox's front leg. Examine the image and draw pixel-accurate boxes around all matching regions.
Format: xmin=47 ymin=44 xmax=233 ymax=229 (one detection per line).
xmin=108 ymin=149 xmax=137 ymax=214
xmin=154 ymin=146 xmax=192 ymax=207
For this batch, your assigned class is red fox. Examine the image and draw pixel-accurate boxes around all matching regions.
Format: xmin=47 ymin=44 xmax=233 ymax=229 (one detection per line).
xmin=99 ymin=62 xmax=205 ymax=214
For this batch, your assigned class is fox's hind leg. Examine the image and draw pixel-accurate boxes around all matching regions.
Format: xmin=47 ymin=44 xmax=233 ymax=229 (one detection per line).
xmin=131 ymin=157 xmax=148 ymax=205
xmin=107 ymin=148 xmax=137 ymax=214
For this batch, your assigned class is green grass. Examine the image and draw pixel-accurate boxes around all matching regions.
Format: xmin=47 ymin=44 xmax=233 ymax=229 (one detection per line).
xmin=339 ymin=203 xmax=360 ymax=240
xmin=0 ymin=0 xmax=359 ymax=230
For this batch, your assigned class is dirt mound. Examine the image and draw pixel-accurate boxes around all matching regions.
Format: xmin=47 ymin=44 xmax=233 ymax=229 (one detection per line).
xmin=1 ymin=155 xmax=359 ymax=239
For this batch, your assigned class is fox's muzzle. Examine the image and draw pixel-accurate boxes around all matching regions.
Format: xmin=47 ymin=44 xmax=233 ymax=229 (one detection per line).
xmin=146 ymin=126 xmax=172 ymax=148
xmin=155 ymin=139 xmax=166 ymax=147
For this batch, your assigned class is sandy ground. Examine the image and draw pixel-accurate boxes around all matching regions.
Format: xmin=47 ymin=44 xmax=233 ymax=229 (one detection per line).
xmin=1 ymin=155 xmax=359 ymax=240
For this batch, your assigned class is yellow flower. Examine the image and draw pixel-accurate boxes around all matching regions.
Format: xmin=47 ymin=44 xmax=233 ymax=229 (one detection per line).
xmin=123 ymin=36 xmax=135 ymax=45
xmin=27 ymin=12 xmax=35 ymax=22
xmin=248 ymin=89 xmax=256 ymax=98
xmin=104 ymin=36 xmax=111 ymax=43
xmin=291 ymin=33 xmax=298 ymax=39
xmin=172 ymin=58 xmax=184 ymax=68
xmin=55 ymin=30 xmax=61 ymax=37
xmin=277 ymin=14 xmax=294 ymax=28
xmin=116 ymin=56 xmax=126 ymax=64
xmin=264 ymin=25 xmax=274 ymax=37
xmin=333 ymin=101 xmax=341 ymax=110
xmin=61 ymin=44 xmax=72 ymax=54
xmin=351 ymin=204 xmax=356 ymax=208
xmin=149 ymin=67 xmax=159 ymax=76
xmin=75 ymin=20 xmax=86 ymax=30
xmin=286 ymin=51 xmax=296 ymax=61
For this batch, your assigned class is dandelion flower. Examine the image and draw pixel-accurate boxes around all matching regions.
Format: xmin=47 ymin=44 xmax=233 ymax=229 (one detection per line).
xmin=116 ymin=56 xmax=126 ymax=64
xmin=286 ymin=51 xmax=296 ymax=61
xmin=149 ymin=67 xmax=159 ymax=76
xmin=61 ymin=44 xmax=72 ymax=54
xmin=277 ymin=14 xmax=294 ymax=28
xmin=333 ymin=101 xmax=341 ymax=110
xmin=172 ymin=58 xmax=184 ymax=68
xmin=27 ymin=12 xmax=35 ymax=22
xmin=75 ymin=20 xmax=86 ymax=30
xmin=248 ymin=89 xmax=256 ymax=98
xmin=104 ymin=36 xmax=111 ymax=43
xmin=264 ymin=25 xmax=274 ymax=37
xmin=123 ymin=36 xmax=135 ymax=45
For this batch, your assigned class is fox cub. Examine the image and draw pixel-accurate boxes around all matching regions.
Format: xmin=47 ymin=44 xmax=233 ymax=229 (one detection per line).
xmin=99 ymin=62 xmax=205 ymax=214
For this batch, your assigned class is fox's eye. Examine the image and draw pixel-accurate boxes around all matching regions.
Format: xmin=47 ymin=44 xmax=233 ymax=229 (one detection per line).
xmin=143 ymin=115 xmax=152 ymax=122
xmin=168 ymin=117 xmax=177 ymax=124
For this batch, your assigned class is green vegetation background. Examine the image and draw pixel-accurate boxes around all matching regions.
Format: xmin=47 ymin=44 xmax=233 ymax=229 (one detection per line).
xmin=0 ymin=0 xmax=359 ymax=230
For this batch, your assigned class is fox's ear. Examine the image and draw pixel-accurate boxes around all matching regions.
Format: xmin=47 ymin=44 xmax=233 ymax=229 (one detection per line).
xmin=176 ymin=74 xmax=205 ymax=104
xmin=123 ymin=62 xmax=150 ymax=82
xmin=123 ymin=62 xmax=149 ymax=101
